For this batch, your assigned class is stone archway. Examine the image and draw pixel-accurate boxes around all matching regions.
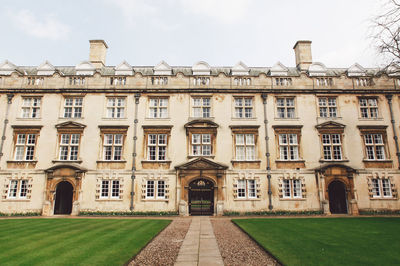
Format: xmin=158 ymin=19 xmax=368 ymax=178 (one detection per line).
xmin=54 ymin=181 xmax=74 ymax=214
xmin=328 ymin=180 xmax=348 ymax=214
xmin=42 ymin=164 xmax=86 ymax=216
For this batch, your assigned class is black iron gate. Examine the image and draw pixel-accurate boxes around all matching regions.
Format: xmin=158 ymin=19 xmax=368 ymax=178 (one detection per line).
xmin=189 ymin=179 xmax=214 ymax=215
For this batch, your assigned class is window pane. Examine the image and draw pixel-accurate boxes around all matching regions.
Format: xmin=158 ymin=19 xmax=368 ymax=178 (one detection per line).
xmin=236 ymin=134 xmax=245 ymax=145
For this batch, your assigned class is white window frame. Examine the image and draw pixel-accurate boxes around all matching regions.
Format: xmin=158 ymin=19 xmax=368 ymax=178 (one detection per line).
xmin=191 ymin=133 xmax=212 ymax=156
xmin=234 ymin=97 xmax=253 ymax=118
xmin=192 ymin=97 xmax=211 ymax=118
xmin=21 ymin=97 xmax=41 ymax=118
xmin=237 ymin=179 xmax=257 ymax=199
xmin=146 ymin=180 xmax=166 ymax=199
xmin=106 ymin=97 xmax=126 ymax=118
xmin=278 ymin=134 xmax=299 ymax=161
xmin=147 ymin=134 xmax=167 ymax=161
xmin=364 ymin=134 xmax=386 ymax=160
xmin=148 ymin=98 xmax=168 ymax=118
xmin=7 ymin=180 xmax=28 ymax=199
xmin=100 ymin=180 xmax=120 ymax=199
xmin=282 ymin=179 xmax=302 ymax=199
xmin=372 ymin=178 xmax=392 ymax=198
xmin=103 ymin=134 xmax=123 ymax=161
xmin=235 ymin=134 xmax=255 ymax=161
xmin=59 ymin=134 xmax=80 ymax=161
xmin=318 ymin=97 xmax=337 ymax=118
xmin=14 ymin=133 xmax=37 ymax=161
xmin=63 ymin=97 xmax=83 ymax=118
xmin=276 ymin=97 xmax=295 ymax=118
xmin=322 ymin=134 xmax=342 ymax=161
xmin=359 ymin=98 xmax=379 ymax=119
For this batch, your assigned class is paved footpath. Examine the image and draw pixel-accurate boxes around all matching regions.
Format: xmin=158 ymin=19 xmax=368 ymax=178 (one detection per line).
xmin=174 ymin=216 xmax=224 ymax=266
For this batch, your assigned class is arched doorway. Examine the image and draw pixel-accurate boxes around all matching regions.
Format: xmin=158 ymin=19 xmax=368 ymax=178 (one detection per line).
xmin=189 ymin=178 xmax=214 ymax=215
xmin=54 ymin=181 xmax=73 ymax=215
xmin=328 ymin=180 xmax=348 ymax=214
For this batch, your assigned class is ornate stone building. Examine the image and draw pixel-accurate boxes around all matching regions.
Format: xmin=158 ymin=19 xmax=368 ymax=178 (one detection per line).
xmin=0 ymin=40 xmax=399 ymax=216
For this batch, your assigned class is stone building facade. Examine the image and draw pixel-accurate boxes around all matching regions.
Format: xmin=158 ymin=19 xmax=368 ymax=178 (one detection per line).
xmin=0 ymin=40 xmax=399 ymax=216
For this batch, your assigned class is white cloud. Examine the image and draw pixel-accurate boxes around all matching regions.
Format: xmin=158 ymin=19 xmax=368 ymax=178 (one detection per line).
xmin=10 ymin=9 xmax=70 ymax=40
xmin=105 ymin=0 xmax=157 ymax=26
xmin=180 ymin=0 xmax=252 ymax=24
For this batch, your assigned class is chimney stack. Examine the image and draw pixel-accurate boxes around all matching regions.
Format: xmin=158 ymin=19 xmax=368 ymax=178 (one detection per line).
xmin=293 ymin=40 xmax=312 ymax=71
xmin=89 ymin=40 xmax=108 ymax=68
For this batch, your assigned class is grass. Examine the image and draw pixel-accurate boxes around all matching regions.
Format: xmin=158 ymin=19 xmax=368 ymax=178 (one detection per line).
xmin=233 ymin=217 xmax=400 ymax=266
xmin=0 ymin=218 xmax=171 ymax=266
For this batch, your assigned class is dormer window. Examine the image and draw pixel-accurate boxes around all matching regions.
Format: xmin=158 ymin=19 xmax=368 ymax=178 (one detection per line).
xmin=275 ymin=78 xmax=292 ymax=86
xmin=27 ymin=77 xmax=44 ymax=86
xmin=151 ymin=77 xmax=168 ymax=85
xmin=316 ymin=78 xmax=333 ymax=87
xmin=193 ymin=77 xmax=210 ymax=86
xmin=69 ymin=77 xmax=86 ymax=86
xmin=110 ymin=77 xmax=126 ymax=85
xmin=233 ymin=78 xmax=251 ymax=86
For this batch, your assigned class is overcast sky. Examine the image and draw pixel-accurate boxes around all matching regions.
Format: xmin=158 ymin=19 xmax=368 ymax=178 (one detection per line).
xmin=0 ymin=0 xmax=385 ymax=68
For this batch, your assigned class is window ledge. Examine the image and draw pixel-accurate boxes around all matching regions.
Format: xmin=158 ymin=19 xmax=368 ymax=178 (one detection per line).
xmin=144 ymin=117 xmax=171 ymax=121
xmin=188 ymin=155 xmax=215 ymax=159
xmin=101 ymin=118 xmax=127 ymax=120
xmin=95 ymin=199 xmax=123 ymax=201
xmin=317 ymin=116 xmax=342 ymax=120
xmin=234 ymin=198 xmax=260 ymax=201
xmin=231 ymin=117 xmax=257 ymax=121
xmin=188 ymin=117 xmax=215 ymax=121
xmin=96 ymin=160 xmax=127 ymax=163
xmin=279 ymin=198 xmax=306 ymax=201
xmin=275 ymin=159 xmax=305 ymax=163
xmin=16 ymin=118 xmax=42 ymax=121
xmin=52 ymin=160 xmax=82 ymax=164
xmin=142 ymin=199 xmax=169 ymax=202
xmin=274 ymin=117 xmax=300 ymax=121
xmin=231 ymin=160 xmax=261 ymax=163
xmin=363 ymin=159 xmax=392 ymax=162
xmin=141 ymin=160 xmax=172 ymax=163
xmin=358 ymin=118 xmax=383 ymax=121
xmin=2 ymin=199 xmax=30 ymax=202
xmin=7 ymin=160 xmax=38 ymax=164
xmin=59 ymin=117 xmax=84 ymax=120
xmin=370 ymin=197 xmax=397 ymax=200
xmin=319 ymin=159 xmax=349 ymax=163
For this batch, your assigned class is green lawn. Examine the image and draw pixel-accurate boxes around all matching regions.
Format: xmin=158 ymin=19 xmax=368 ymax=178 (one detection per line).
xmin=233 ymin=217 xmax=400 ymax=266
xmin=0 ymin=218 xmax=170 ymax=266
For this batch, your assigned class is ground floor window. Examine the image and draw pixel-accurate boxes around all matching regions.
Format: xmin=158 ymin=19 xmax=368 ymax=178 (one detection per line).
xmin=146 ymin=180 xmax=166 ymax=199
xmin=237 ymin=179 xmax=257 ymax=199
xmin=100 ymin=180 xmax=120 ymax=199
xmin=371 ymin=178 xmax=392 ymax=198
xmin=7 ymin=179 xmax=29 ymax=199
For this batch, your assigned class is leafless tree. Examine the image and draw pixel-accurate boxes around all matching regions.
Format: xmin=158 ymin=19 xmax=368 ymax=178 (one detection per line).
xmin=371 ymin=0 xmax=400 ymax=73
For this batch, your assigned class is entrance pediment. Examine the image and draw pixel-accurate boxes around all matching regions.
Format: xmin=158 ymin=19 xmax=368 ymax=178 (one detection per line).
xmin=175 ymin=157 xmax=228 ymax=170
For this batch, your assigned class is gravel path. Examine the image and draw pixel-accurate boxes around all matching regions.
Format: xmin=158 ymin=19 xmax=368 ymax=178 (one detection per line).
xmin=211 ymin=218 xmax=280 ymax=266
xmin=129 ymin=218 xmax=191 ymax=266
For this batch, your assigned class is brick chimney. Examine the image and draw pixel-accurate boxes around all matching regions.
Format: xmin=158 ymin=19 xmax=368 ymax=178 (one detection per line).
xmin=293 ymin=40 xmax=312 ymax=71
xmin=89 ymin=40 xmax=108 ymax=68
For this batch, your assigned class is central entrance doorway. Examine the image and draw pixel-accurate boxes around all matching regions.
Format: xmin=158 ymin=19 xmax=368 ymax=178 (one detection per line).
xmin=54 ymin=181 xmax=73 ymax=215
xmin=328 ymin=180 xmax=348 ymax=214
xmin=189 ymin=179 xmax=214 ymax=215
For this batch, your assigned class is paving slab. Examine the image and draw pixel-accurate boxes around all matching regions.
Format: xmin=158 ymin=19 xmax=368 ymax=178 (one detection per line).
xmin=174 ymin=216 xmax=224 ymax=266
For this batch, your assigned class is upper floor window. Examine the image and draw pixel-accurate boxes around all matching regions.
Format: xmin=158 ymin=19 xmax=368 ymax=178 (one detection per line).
xmin=318 ymin=97 xmax=337 ymax=118
xmin=235 ymin=134 xmax=255 ymax=161
xmin=59 ymin=134 xmax=80 ymax=161
xmin=147 ymin=134 xmax=167 ymax=161
xmin=359 ymin=98 xmax=378 ymax=118
xmin=151 ymin=77 xmax=168 ymax=85
xmin=106 ymin=97 xmax=125 ymax=118
xmin=278 ymin=134 xmax=299 ymax=161
xmin=7 ymin=180 xmax=28 ymax=199
xmin=21 ymin=97 xmax=41 ymax=118
xmin=149 ymin=98 xmax=168 ymax=118
xmin=237 ymin=179 xmax=257 ymax=199
xmin=69 ymin=77 xmax=86 ymax=86
xmin=100 ymin=180 xmax=120 ymax=199
xmin=322 ymin=134 xmax=342 ymax=160
xmin=275 ymin=78 xmax=292 ymax=86
xmin=192 ymin=97 xmax=211 ymax=118
xmin=234 ymin=97 xmax=253 ymax=118
xmin=316 ymin=78 xmax=333 ymax=87
xmin=192 ymin=134 xmax=212 ymax=156
xmin=355 ymin=78 xmax=373 ymax=87
xmin=193 ymin=77 xmax=210 ymax=86
xmin=27 ymin=77 xmax=44 ymax=86
xmin=282 ymin=179 xmax=302 ymax=199
xmin=276 ymin=97 xmax=295 ymax=118
xmin=64 ymin=97 xmax=83 ymax=118
xmin=233 ymin=78 xmax=251 ymax=86
xmin=110 ymin=77 xmax=126 ymax=85
xmin=103 ymin=134 xmax=123 ymax=161
xmin=364 ymin=133 xmax=386 ymax=160
xmin=14 ymin=134 xmax=37 ymax=161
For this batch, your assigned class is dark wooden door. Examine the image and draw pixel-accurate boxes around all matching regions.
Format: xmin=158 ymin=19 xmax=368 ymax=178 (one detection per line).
xmin=328 ymin=180 xmax=348 ymax=214
xmin=54 ymin=181 xmax=73 ymax=214
xmin=189 ymin=179 xmax=214 ymax=216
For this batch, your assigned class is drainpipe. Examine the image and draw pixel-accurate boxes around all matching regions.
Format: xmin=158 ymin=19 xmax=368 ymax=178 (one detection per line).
xmin=130 ymin=93 xmax=140 ymax=210
xmin=262 ymin=93 xmax=273 ymax=210
xmin=385 ymin=94 xmax=400 ymax=168
xmin=0 ymin=94 xmax=14 ymax=164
